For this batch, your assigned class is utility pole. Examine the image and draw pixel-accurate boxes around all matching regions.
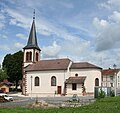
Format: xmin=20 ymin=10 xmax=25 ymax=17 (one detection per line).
xmin=113 ymin=64 xmax=117 ymax=96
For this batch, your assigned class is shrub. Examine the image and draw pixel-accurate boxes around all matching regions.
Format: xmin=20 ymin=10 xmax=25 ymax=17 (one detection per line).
xmin=98 ymin=88 xmax=106 ymax=99
xmin=110 ymin=90 xmax=115 ymax=97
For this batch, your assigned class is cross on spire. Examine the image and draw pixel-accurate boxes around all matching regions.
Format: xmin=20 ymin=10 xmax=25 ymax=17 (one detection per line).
xmin=33 ymin=9 xmax=35 ymax=20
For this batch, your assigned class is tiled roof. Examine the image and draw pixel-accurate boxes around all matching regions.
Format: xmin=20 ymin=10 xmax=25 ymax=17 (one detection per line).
xmin=102 ymin=69 xmax=119 ymax=76
xmin=25 ymin=58 xmax=102 ymax=71
xmin=25 ymin=58 xmax=71 ymax=71
xmin=65 ymin=76 xmax=86 ymax=84
xmin=70 ymin=62 xmax=102 ymax=69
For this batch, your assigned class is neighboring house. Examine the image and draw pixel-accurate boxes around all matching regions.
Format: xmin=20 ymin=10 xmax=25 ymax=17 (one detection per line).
xmin=22 ymin=13 xmax=102 ymax=97
xmin=102 ymin=69 xmax=120 ymax=88
xmin=0 ymin=83 xmax=9 ymax=93
xmin=0 ymin=80 xmax=13 ymax=93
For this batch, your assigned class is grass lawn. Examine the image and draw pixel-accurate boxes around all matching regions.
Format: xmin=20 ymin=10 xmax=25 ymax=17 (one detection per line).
xmin=0 ymin=96 xmax=120 ymax=113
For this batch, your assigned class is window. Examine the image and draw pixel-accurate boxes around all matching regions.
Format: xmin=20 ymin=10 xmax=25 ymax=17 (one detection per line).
xmin=72 ymin=83 xmax=77 ymax=90
xmin=95 ymin=78 xmax=99 ymax=86
xmin=51 ymin=76 xmax=56 ymax=86
xmin=118 ymin=76 xmax=120 ymax=82
xmin=35 ymin=76 xmax=39 ymax=86
xmin=26 ymin=52 xmax=32 ymax=62
xmin=110 ymin=76 xmax=114 ymax=81
xmin=111 ymin=83 xmax=113 ymax=87
xmin=75 ymin=73 xmax=78 ymax=77
xmin=30 ymin=52 xmax=32 ymax=61
xmin=36 ymin=52 xmax=39 ymax=61
xmin=26 ymin=52 xmax=29 ymax=61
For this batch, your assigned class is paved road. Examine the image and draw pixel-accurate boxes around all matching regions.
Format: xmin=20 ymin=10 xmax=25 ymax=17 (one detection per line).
xmin=0 ymin=94 xmax=94 ymax=107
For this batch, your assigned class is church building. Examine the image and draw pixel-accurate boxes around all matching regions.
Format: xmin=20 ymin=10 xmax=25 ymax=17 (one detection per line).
xmin=22 ymin=12 xmax=102 ymax=97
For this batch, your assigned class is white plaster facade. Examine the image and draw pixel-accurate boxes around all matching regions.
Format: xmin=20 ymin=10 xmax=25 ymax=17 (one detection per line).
xmin=26 ymin=70 xmax=68 ymax=96
xmin=25 ymin=67 xmax=101 ymax=97
xmin=69 ymin=69 xmax=101 ymax=95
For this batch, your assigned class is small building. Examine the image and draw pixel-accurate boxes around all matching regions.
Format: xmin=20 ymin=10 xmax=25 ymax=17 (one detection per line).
xmin=0 ymin=80 xmax=14 ymax=93
xmin=0 ymin=83 xmax=9 ymax=93
xmin=102 ymin=69 xmax=120 ymax=88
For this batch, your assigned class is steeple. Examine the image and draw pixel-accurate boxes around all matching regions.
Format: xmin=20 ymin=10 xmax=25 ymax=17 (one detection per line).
xmin=24 ymin=10 xmax=40 ymax=51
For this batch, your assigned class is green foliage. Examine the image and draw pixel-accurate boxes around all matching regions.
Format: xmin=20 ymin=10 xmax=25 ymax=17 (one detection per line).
xmin=98 ymin=88 xmax=106 ymax=99
xmin=0 ymin=68 xmax=8 ymax=82
xmin=2 ymin=51 xmax=23 ymax=90
xmin=110 ymin=90 xmax=115 ymax=97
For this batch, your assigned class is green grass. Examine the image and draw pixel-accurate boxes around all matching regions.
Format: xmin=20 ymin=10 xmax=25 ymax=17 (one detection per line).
xmin=0 ymin=96 xmax=120 ymax=113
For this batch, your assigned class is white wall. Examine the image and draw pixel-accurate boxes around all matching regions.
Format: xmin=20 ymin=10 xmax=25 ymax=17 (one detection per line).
xmin=117 ymin=71 xmax=120 ymax=88
xmin=70 ymin=69 xmax=101 ymax=94
xmin=23 ymin=49 xmax=40 ymax=67
xmin=67 ymin=84 xmax=82 ymax=96
xmin=25 ymin=68 xmax=101 ymax=96
xmin=26 ymin=70 xmax=68 ymax=96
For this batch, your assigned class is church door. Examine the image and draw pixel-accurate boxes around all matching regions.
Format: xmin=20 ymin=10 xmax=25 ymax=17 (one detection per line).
xmin=57 ymin=86 xmax=61 ymax=94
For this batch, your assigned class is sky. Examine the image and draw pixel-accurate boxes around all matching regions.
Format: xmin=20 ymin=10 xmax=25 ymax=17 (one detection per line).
xmin=0 ymin=0 xmax=120 ymax=68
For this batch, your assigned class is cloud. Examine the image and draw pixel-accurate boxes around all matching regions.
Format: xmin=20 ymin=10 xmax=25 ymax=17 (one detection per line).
xmin=59 ymin=1 xmax=74 ymax=9
xmin=61 ymin=37 xmax=90 ymax=56
xmin=0 ymin=45 xmax=10 ymax=51
xmin=14 ymin=42 xmax=25 ymax=49
xmin=99 ymin=0 xmax=120 ymax=9
xmin=0 ymin=14 xmax=5 ymax=30
xmin=16 ymin=33 xmax=27 ymax=40
xmin=42 ymin=41 xmax=61 ymax=58
xmin=93 ymin=17 xmax=109 ymax=30
xmin=4 ymin=8 xmax=31 ymax=29
xmin=109 ymin=11 xmax=120 ymax=23
xmin=0 ymin=34 xmax=8 ymax=39
xmin=93 ymin=11 xmax=120 ymax=51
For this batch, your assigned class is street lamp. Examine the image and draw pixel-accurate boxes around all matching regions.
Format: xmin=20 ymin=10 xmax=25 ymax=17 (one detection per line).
xmin=113 ymin=64 xmax=117 ymax=96
xmin=31 ymin=76 xmax=33 ymax=99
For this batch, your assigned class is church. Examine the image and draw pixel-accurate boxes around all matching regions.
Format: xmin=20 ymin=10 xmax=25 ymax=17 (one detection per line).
xmin=22 ymin=13 xmax=102 ymax=97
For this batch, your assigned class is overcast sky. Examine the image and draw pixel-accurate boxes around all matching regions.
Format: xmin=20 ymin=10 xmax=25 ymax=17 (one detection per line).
xmin=0 ymin=0 xmax=120 ymax=68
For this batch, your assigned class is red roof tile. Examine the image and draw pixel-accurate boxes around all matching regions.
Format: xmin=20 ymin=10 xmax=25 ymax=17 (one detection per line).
xmin=25 ymin=58 xmax=71 ymax=71
xmin=102 ymin=69 xmax=119 ymax=76
xmin=65 ymin=76 xmax=86 ymax=84
xmin=70 ymin=62 xmax=102 ymax=69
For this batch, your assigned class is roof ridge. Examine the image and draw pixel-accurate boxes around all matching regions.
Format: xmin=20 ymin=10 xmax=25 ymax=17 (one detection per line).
xmin=38 ymin=58 xmax=71 ymax=61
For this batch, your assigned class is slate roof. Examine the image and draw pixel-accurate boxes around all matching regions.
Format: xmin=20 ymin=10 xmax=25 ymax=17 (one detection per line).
xmin=102 ymin=69 xmax=119 ymax=76
xmin=25 ymin=58 xmax=71 ymax=71
xmin=65 ymin=76 xmax=86 ymax=84
xmin=23 ymin=20 xmax=40 ymax=51
xmin=70 ymin=62 xmax=102 ymax=69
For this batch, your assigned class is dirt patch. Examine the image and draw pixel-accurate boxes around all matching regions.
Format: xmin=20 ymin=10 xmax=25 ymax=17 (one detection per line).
xmin=27 ymin=100 xmax=59 ymax=108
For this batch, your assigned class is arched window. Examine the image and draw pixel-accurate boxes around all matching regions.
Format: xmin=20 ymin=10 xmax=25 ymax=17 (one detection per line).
xmin=26 ymin=52 xmax=29 ymax=61
xmin=51 ymin=76 xmax=56 ymax=86
xmin=95 ymin=78 xmax=99 ymax=86
xmin=26 ymin=52 xmax=32 ymax=62
xmin=36 ymin=52 xmax=38 ymax=61
xmin=35 ymin=76 xmax=39 ymax=86
xmin=30 ymin=52 xmax=32 ymax=61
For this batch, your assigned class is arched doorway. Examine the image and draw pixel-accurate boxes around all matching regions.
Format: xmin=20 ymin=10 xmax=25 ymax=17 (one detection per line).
xmin=95 ymin=78 xmax=99 ymax=86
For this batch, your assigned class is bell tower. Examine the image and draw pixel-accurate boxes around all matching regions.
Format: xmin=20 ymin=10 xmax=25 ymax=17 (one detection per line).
xmin=22 ymin=10 xmax=41 ymax=95
xmin=23 ymin=10 xmax=41 ymax=67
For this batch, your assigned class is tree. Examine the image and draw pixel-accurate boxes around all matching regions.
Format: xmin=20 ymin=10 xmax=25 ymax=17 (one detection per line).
xmin=0 ymin=68 xmax=8 ymax=82
xmin=2 ymin=51 xmax=23 ymax=90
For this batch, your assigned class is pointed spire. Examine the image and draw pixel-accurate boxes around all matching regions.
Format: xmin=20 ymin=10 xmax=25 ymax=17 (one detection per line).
xmin=24 ymin=10 xmax=41 ymax=51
